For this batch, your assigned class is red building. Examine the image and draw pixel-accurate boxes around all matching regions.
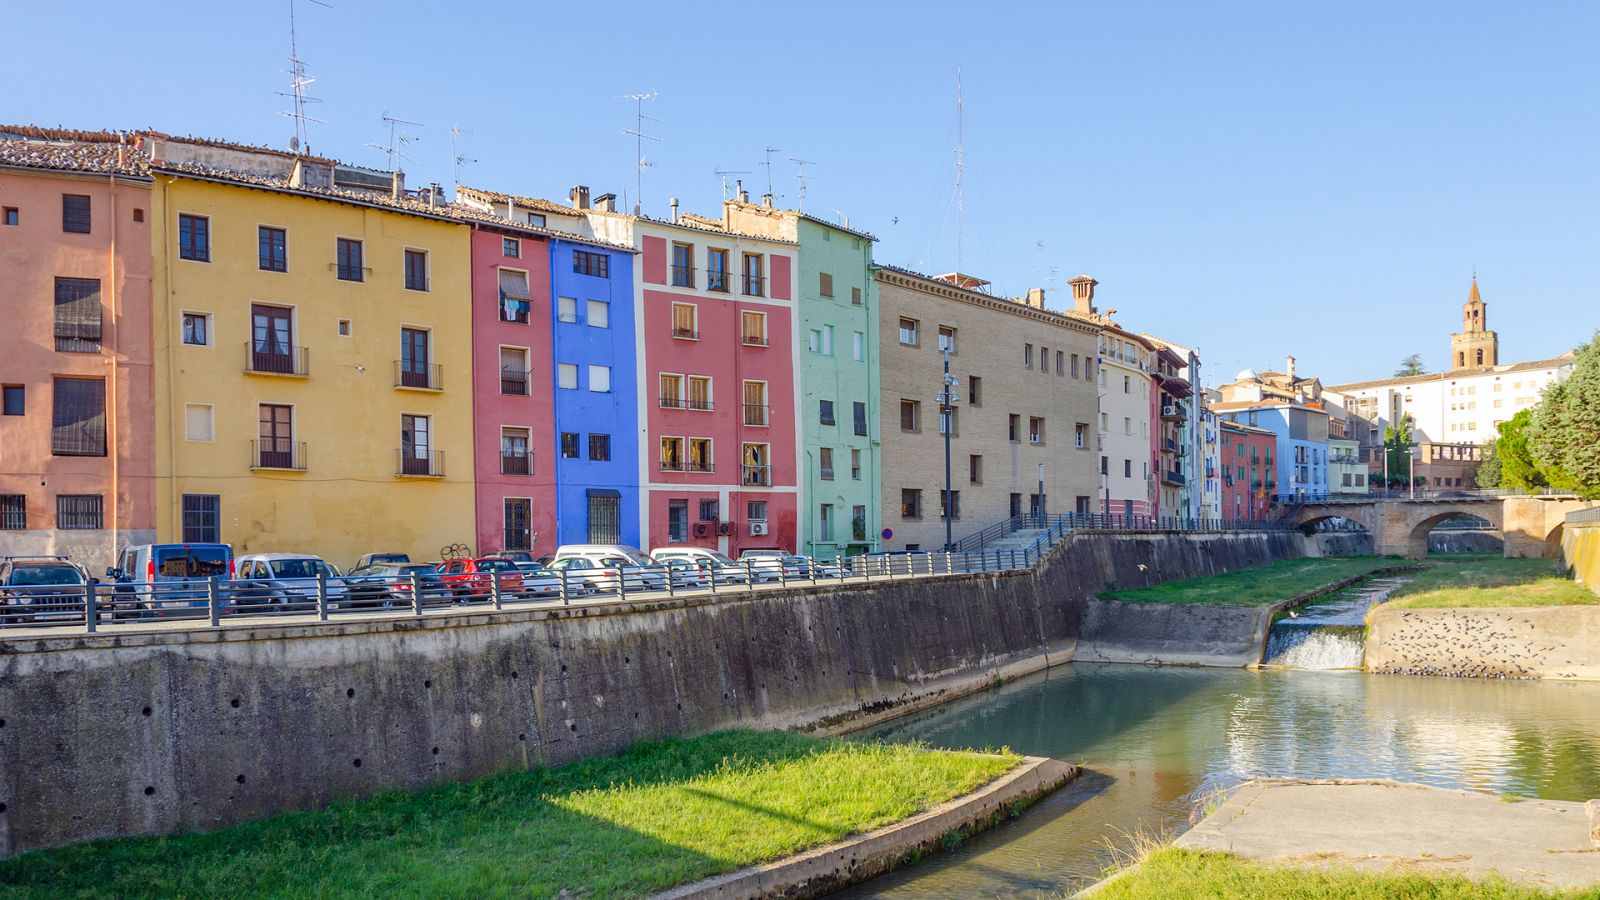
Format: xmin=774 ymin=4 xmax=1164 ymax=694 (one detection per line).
xmin=1219 ymin=420 xmax=1274 ymax=521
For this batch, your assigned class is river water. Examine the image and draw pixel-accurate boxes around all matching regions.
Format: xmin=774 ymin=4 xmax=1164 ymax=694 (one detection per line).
xmin=838 ymin=663 xmax=1600 ymax=898
xmin=1260 ymin=577 xmax=1410 ymax=670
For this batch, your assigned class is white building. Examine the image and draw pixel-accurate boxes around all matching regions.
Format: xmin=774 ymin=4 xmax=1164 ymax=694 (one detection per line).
xmin=1327 ymin=357 xmax=1573 ymax=449
xmin=1065 ymin=277 xmax=1156 ymax=519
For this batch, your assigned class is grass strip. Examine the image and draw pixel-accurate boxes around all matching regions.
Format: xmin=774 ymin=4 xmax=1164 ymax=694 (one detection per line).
xmin=1383 ymin=554 xmax=1597 ymax=609
xmin=1098 ymin=556 xmax=1399 ymax=606
xmin=0 ymin=730 xmax=1017 ymax=899
xmin=1094 ymin=846 xmax=1583 ymax=899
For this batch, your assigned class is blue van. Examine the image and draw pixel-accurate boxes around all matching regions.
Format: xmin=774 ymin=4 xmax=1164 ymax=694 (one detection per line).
xmin=109 ymin=543 xmax=235 ymax=616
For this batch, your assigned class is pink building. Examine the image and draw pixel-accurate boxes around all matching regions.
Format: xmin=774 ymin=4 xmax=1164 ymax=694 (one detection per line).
xmin=0 ymin=129 xmax=155 ymax=567
xmin=466 ymin=222 xmax=556 ymax=558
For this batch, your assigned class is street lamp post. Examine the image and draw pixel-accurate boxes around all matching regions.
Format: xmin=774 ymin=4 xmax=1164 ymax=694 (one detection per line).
xmin=939 ymin=343 xmax=958 ymax=551
xmin=1037 ymin=462 xmax=1045 ymax=522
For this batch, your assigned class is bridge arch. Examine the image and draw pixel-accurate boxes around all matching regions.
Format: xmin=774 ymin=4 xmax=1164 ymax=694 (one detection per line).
xmin=1404 ymin=508 xmax=1503 ymax=559
xmin=1290 ymin=496 xmax=1586 ymax=559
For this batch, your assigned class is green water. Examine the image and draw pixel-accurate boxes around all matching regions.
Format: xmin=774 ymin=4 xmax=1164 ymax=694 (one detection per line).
xmin=839 ymin=663 xmax=1600 ymax=898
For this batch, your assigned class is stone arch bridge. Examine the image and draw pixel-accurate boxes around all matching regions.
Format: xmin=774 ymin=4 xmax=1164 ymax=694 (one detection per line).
xmin=1289 ymin=494 xmax=1591 ymax=559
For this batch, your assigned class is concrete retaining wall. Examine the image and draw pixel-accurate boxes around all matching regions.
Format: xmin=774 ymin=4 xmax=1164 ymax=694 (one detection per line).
xmin=1561 ymin=507 xmax=1600 ymax=596
xmin=0 ymin=530 xmax=1308 ymax=858
xmin=1366 ymin=606 xmax=1600 ymax=680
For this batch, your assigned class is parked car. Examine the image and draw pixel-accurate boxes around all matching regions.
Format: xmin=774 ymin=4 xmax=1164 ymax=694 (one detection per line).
xmin=0 ymin=556 xmax=90 ymax=624
xmin=233 ymin=553 xmax=349 ymax=612
xmin=343 ymin=562 xmax=452 ymax=607
xmin=512 ymin=561 xmax=567 ymax=599
xmin=108 ymin=543 xmax=235 ymax=616
xmin=649 ymin=547 xmax=750 ymax=585
xmin=494 ymin=551 xmax=536 ymax=565
xmin=350 ymin=552 xmax=410 ymax=572
xmin=546 ymin=554 xmax=667 ymax=594
xmin=738 ymin=549 xmax=813 ymax=582
xmin=435 ymin=557 xmax=525 ymax=601
xmin=550 ymin=545 xmax=668 ymax=593
xmin=659 ymin=557 xmax=712 ymax=590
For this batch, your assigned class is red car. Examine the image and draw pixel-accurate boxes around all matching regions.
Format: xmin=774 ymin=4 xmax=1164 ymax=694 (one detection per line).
xmin=435 ymin=557 xmax=525 ymax=600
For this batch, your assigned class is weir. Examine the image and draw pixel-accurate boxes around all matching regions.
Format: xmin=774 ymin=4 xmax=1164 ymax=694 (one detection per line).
xmin=1260 ymin=577 xmax=1409 ymax=670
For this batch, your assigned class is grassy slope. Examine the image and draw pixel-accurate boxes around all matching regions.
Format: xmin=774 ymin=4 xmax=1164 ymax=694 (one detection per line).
xmin=1095 ymin=847 xmax=1584 ymax=899
xmin=1383 ymin=554 xmax=1597 ymax=610
xmin=1099 ymin=557 xmax=1398 ymax=606
xmin=0 ymin=730 xmax=1017 ymax=899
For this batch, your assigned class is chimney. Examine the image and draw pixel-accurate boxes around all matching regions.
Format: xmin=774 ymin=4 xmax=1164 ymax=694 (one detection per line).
xmin=594 ymin=193 xmax=617 ymax=213
xmin=427 ymin=182 xmax=443 ymax=208
xmin=669 ymin=196 xmax=680 ymax=223
xmin=1069 ymin=275 xmax=1098 ymax=315
xmin=736 ymin=179 xmax=748 ymax=204
xmin=570 ymin=185 xmax=590 ymax=210
xmin=390 ymin=169 xmax=405 ymax=201
xmin=1024 ymin=288 xmax=1046 ymax=309
xmin=1286 ymin=355 xmax=1297 ymax=381
xmin=761 ymin=193 xmax=774 ymax=208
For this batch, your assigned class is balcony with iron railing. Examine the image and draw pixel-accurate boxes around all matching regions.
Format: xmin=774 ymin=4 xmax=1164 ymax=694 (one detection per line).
xmin=743 ymin=403 xmax=769 ymax=426
xmin=660 ymin=396 xmax=715 ymax=411
xmin=672 ymin=326 xmax=700 ymax=340
xmin=670 ymin=264 xmax=695 ymax=288
xmin=689 ymin=459 xmax=715 ymax=473
xmin=707 ymin=270 xmax=730 ymax=293
xmin=500 ymin=452 xmax=531 ymax=476
xmin=394 ymin=361 xmax=443 ymax=391
xmin=742 ymin=274 xmax=766 ymax=297
xmin=397 ymin=449 xmax=445 ymax=477
xmin=500 ymin=367 xmax=530 ymax=396
xmin=251 ymin=439 xmax=307 ymax=471
xmin=1162 ymin=469 xmax=1186 ymax=486
xmin=741 ymin=332 xmax=769 ymax=347
xmin=244 ymin=342 xmax=309 ymax=377
xmin=741 ymin=463 xmax=773 ymax=486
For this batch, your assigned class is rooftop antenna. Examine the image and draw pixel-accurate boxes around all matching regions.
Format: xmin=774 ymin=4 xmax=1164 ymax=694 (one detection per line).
xmin=715 ymin=166 xmax=751 ymax=201
xmin=619 ymin=90 xmax=660 ymax=215
xmin=367 ymin=113 xmax=423 ymax=173
xmin=449 ymin=122 xmax=476 ymax=194
xmin=277 ymin=0 xmax=331 ymax=153
xmin=761 ymin=146 xmax=782 ymax=198
xmin=789 ymin=156 xmax=816 ymax=210
xmin=954 ymin=66 xmax=966 ymax=276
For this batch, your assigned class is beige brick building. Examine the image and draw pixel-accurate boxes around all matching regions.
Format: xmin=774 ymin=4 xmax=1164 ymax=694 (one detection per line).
xmin=875 ymin=267 xmax=1101 ymax=550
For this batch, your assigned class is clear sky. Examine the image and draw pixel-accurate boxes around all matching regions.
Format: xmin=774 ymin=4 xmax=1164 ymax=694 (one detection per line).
xmin=7 ymin=1 xmax=1596 ymax=385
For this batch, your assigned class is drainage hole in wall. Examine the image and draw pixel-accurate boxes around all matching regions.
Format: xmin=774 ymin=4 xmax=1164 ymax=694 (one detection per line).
xmin=141 ymin=707 xmax=152 ymax=717
xmin=569 ymin=723 xmax=577 ymax=732
xmin=624 ymin=656 xmax=630 ymax=664
xmin=511 ymin=671 xmax=519 ymax=679
xmin=431 ymin=747 xmax=439 ymax=756
xmin=518 ymin=733 xmax=526 ymax=741
xmin=0 ymin=718 xmax=6 ymax=728
xmin=424 ymin=680 xmax=432 ymax=689
xmin=229 ymin=698 xmax=240 ymax=709
xmin=143 ymin=786 xmax=154 ymax=796
xmin=346 ymin=688 xmax=355 ymax=698
xmin=560 ymin=664 xmax=567 ymax=673
xmin=352 ymin=758 xmax=362 ymax=768
xmin=0 ymin=803 xmax=6 ymax=813
xmin=676 ymin=703 xmax=682 ymax=710
xmin=634 ymin=711 xmax=639 ymax=719
xmin=236 ymin=774 xmax=246 ymax=784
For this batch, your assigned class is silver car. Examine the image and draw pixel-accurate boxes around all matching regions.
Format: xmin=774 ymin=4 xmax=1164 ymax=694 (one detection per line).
xmin=234 ymin=553 xmax=349 ymax=612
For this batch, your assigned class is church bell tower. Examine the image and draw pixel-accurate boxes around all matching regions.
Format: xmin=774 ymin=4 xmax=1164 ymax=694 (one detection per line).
xmin=1450 ymin=277 xmax=1498 ymax=370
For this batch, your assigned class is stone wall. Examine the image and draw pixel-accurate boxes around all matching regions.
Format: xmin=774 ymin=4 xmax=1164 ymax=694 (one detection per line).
xmin=1428 ymin=531 xmax=1503 ymax=554
xmin=1365 ymin=606 xmax=1600 ymax=679
xmin=0 ymin=530 xmax=1307 ymax=858
xmin=1560 ymin=507 xmax=1600 ymax=595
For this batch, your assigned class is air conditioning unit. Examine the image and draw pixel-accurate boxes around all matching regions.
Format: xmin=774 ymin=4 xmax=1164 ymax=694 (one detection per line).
xmin=693 ymin=522 xmax=710 ymax=538
xmin=749 ymin=521 xmax=769 ymax=536
xmin=717 ymin=521 xmax=733 ymax=536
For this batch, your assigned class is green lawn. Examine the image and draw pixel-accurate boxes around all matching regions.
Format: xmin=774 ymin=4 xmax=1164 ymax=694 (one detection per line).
xmin=1095 ymin=847 xmax=1587 ymax=899
xmin=1383 ymin=554 xmax=1597 ymax=610
xmin=1099 ymin=557 xmax=1400 ymax=606
xmin=0 ymin=730 xmax=1018 ymax=899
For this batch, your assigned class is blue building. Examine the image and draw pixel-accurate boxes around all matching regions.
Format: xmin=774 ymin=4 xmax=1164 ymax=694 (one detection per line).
xmin=549 ymin=236 xmax=641 ymax=546
xmin=1215 ymin=401 xmax=1330 ymax=501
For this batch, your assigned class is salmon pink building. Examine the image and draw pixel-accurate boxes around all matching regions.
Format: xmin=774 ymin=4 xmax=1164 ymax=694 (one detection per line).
xmin=0 ymin=128 xmax=155 ymax=567
xmin=1220 ymin=419 xmax=1275 ymax=521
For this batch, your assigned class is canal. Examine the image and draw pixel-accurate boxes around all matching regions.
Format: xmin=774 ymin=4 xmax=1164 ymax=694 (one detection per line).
xmin=840 ymin=662 xmax=1600 ymax=897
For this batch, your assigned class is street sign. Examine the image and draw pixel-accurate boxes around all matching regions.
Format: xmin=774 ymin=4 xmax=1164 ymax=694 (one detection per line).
xmin=881 ymin=528 xmax=893 ymax=540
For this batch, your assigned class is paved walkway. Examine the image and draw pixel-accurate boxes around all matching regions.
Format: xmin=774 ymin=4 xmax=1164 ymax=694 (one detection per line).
xmin=1176 ymin=779 xmax=1600 ymax=890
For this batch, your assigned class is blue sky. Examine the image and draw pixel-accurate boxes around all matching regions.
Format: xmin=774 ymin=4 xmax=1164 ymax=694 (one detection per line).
xmin=7 ymin=1 xmax=1596 ymax=384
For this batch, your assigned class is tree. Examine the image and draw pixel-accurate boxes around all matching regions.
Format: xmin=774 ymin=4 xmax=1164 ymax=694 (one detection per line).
xmin=1495 ymin=410 xmax=1548 ymax=491
xmin=1475 ymin=439 xmax=1502 ymax=488
xmin=1395 ymin=354 xmax=1427 ymax=377
xmin=1527 ymin=333 xmax=1600 ymax=499
xmin=1382 ymin=416 xmax=1415 ymax=484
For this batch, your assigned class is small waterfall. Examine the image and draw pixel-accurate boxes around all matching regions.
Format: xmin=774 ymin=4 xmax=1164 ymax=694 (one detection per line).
xmin=1260 ymin=577 xmax=1410 ymax=671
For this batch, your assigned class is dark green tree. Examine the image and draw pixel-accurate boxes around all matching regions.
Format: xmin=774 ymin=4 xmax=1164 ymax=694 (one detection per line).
xmin=1475 ymin=439 xmax=1502 ymax=488
xmin=1382 ymin=416 xmax=1415 ymax=484
xmin=1495 ymin=410 xmax=1548 ymax=491
xmin=1528 ymin=334 xmax=1600 ymax=499
xmin=1395 ymin=354 xmax=1427 ymax=377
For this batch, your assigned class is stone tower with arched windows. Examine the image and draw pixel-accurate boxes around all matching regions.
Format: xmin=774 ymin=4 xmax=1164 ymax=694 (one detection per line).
xmin=1450 ymin=276 xmax=1499 ymax=370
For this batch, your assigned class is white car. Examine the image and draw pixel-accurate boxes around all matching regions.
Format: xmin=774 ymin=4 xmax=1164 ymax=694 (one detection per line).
xmin=234 ymin=553 xmax=349 ymax=611
xmin=649 ymin=547 xmax=750 ymax=585
xmin=737 ymin=549 xmax=814 ymax=583
xmin=550 ymin=545 xmax=669 ymax=593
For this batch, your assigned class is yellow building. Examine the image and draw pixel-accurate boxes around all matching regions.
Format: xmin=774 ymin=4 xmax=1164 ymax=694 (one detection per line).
xmin=145 ymin=135 xmax=475 ymax=567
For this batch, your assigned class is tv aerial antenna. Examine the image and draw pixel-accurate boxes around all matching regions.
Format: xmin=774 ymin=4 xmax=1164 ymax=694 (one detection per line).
xmin=789 ymin=157 xmax=816 ymax=210
xmin=277 ymin=0 xmax=331 ymax=153
xmin=450 ymin=122 xmax=476 ymax=192
xmin=619 ymin=90 xmax=661 ymax=214
xmin=367 ymin=113 xmax=423 ymax=174
xmin=714 ymin=167 xmax=751 ymax=201
xmin=760 ymin=146 xmax=782 ymax=198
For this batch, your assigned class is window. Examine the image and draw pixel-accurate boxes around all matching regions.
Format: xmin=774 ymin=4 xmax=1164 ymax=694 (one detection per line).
xmin=560 ymin=432 xmax=580 ymax=458
xmin=699 ymin=499 xmax=720 ymax=521
xmin=589 ymin=433 xmax=610 ymax=461
xmin=1124 ymin=459 xmax=1133 ymax=478
xmin=2 ymin=385 xmax=22 ymax=416
xmin=1076 ymin=422 xmax=1089 ymax=449
xmin=404 ymin=249 xmax=429 ymax=291
xmin=819 ymin=272 xmax=834 ymax=297
xmin=588 ymin=365 xmax=611 ymax=393
xmin=898 ymin=317 xmax=919 ymax=346
xmin=1100 ymin=456 xmax=1109 ymax=475
xmin=2 ymin=207 xmax=17 ymax=226
xmin=501 ymin=427 xmax=532 ymax=475
xmin=184 ymin=404 xmax=214 ymax=442
xmin=852 ymin=504 xmax=868 ymax=540
xmin=1024 ymin=343 xmax=1033 ymax=369
xmin=1030 ymin=417 xmax=1044 ymax=444
xmin=741 ymin=442 xmax=771 ymax=485
xmin=820 ymin=325 xmax=833 ymax=355
xmin=671 ymin=242 xmax=694 ymax=287
xmin=660 ymin=373 xmax=684 ymax=408
xmin=741 ymin=311 xmax=768 ymax=345
xmin=968 ymin=376 xmax=982 ymax=407
xmin=1009 ymin=414 xmax=1021 ymax=442
xmin=852 ymin=331 xmax=864 ymax=361
xmin=399 ymin=328 xmax=432 ymax=388
xmin=51 ymin=377 xmax=105 ymax=456
xmin=1124 ymin=416 xmax=1133 ymax=436
xmin=556 ymin=295 xmax=578 ymax=323
xmin=183 ymin=494 xmax=221 ymax=543
xmin=257 ymin=403 xmax=296 ymax=468
xmin=504 ymin=499 xmax=533 ymax=551
xmin=851 ymin=448 xmax=862 ymax=480
xmin=707 ymin=248 xmax=730 ymax=292
xmin=3 ymin=495 xmax=26 ymax=530
xmin=938 ymin=326 xmax=957 ymax=352
xmin=940 ymin=490 xmax=960 ymax=521
xmin=1056 ymin=351 xmax=1064 ymax=375
xmin=1071 ymin=354 xmax=1080 ymax=378
xmin=851 ymin=286 xmax=863 ymax=306
xmin=502 ymin=237 xmax=520 ymax=258
xmin=671 ymin=302 xmax=697 ymax=338
xmin=56 ymin=494 xmax=103 ymax=530
xmin=820 ymin=447 xmax=835 ymax=480
xmin=820 ymin=399 xmax=836 ymax=426
xmin=178 ymin=312 xmax=209 ymax=346
xmin=54 ymin=277 xmax=102 ymax=352
xmin=336 ymin=238 xmax=364 ymax=281
xmin=809 ymin=329 xmax=821 ymax=352
xmin=743 ymin=381 xmax=768 ymax=425
xmin=1123 ymin=375 xmax=1131 ymax=394
xmin=853 ymin=401 xmax=867 ymax=436
xmin=557 ymin=364 xmax=578 ymax=389
xmin=1040 ymin=347 xmax=1048 ymax=376
xmin=687 ymin=375 xmax=712 ymax=411
xmin=970 ymin=454 xmax=983 ymax=484
xmin=741 ymin=252 xmax=764 ymax=296
xmin=660 ymin=437 xmax=685 ymax=471
xmin=259 ymin=226 xmax=287 ymax=272
xmin=573 ymin=249 xmax=609 ymax=277
xmin=900 ymin=399 xmax=920 ymax=432
xmin=495 ymin=270 xmax=531 ymax=324
xmin=747 ymin=500 xmax=768 ymax=524
xmin=177 ymin=213 xmax=208 ymax=260
xmin=500 ymin=347 xmax=530 ymax=395
xmin=818 ymin=503 xmax=833 ymax=541
xmin=587 ymin=299 xmax=609 ymax=328
xmin=60 ymin=194 xmax=94 ymax=235
xmin=939 ymin=406 xmax=957 ymax=435
xmin=900 ymin=489 xmax=922 ymax=519
xmin=668 ymin=499 xmax=689 ymax=541
xmin=689 ymin=438 xmax=713 ymax=472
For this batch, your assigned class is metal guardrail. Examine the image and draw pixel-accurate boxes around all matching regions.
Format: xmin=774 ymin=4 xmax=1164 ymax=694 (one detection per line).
xmin=952 ymin=511 xmax=1290 ymax=553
